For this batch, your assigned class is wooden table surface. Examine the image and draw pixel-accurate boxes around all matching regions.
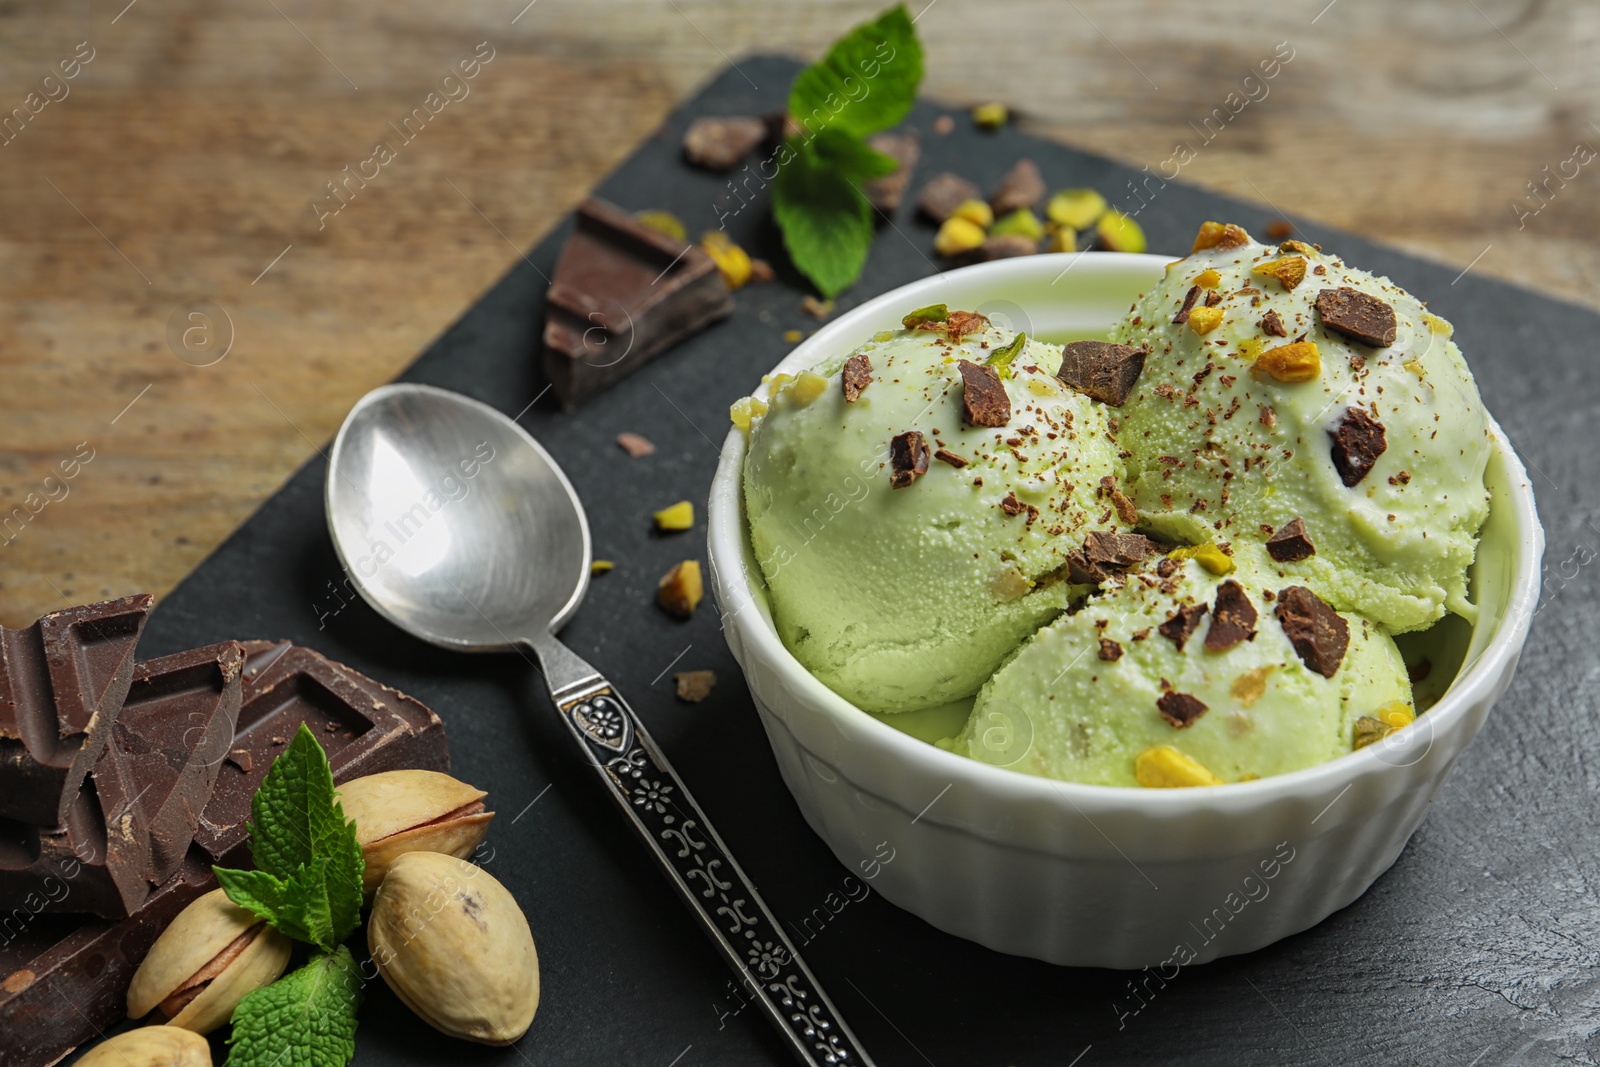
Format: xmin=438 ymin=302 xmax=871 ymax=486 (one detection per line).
xmin=0 ymin=0 xmax=1587 ymax=626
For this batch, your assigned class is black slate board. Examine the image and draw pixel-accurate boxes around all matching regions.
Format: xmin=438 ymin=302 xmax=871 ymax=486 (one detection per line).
xmin=119 ymin=57 xmax=1598 ymax=1066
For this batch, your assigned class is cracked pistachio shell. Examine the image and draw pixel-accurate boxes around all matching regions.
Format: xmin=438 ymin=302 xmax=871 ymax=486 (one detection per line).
xmin=75 ymin=1023 xmax=212 ymax=1066
xmin=127 ymin=888 xmax=292 ymax=1034
xmin=337 ymin=769 xmax=494 ymax=899
xmin=368 ymin=851 xmax=539 ymax=1045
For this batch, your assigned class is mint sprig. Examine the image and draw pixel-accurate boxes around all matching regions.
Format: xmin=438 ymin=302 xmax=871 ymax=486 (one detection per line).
xmin=226 ymin=946 xmax=362 ymax=1067
xmin=772 ymin=4 xmax=923 ymax=297
xmin=214 ymin=722 xmax=364 ymax=952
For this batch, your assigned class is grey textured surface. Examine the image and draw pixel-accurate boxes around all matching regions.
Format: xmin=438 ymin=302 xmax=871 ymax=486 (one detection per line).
xmin=113 ymin=57 xmax=1595 ymax=1067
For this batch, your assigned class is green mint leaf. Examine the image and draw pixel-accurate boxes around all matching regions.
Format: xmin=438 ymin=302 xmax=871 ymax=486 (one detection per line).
xmin=986 ymin=332 xmax=1027 ymax=378
xmin=244 ymin=723 xmax=365 ymax=945
xmin=772 ymin=144 xmax=874 ymax=299
xmin=227 ymin=946 xmax=362 ymax=1067
xmin=278 ymin=858 xmax=336 ymax=951
xmin=811 ymin=128 xmax=899 ymax=181
xmin=788 ymin=4 xmax=922 ymax=141
xmin=215 ymin=867 xmax=288 ymax=926
xmin=901 ymin=303 xmax=948 ymax=328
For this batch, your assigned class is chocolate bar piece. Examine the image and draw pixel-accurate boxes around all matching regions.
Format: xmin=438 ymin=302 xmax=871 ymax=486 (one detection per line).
xmin=0 ymin=846 xmax=216 ymax=1067
xmin=0 ymin=594 xmax=151 ymax=825
xmin=541 ymin=197 xmax=733 ymax=409
xmin=195 ymin=641 xmax=448 ymax=868
xmin=0 ymin=784 xmax=149 ymax=920
xmin=96 ymin=642 xmax=243 ymax=889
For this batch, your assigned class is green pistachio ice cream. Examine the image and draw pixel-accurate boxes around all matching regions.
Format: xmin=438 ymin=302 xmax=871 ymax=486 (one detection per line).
xmin=1110 ymin=226 xmax=1492 ymax=632
xmin=951 ymin=546 xmax=1414 ymax=786
xmin=742 ymin=314 xmax=1130 ymax=713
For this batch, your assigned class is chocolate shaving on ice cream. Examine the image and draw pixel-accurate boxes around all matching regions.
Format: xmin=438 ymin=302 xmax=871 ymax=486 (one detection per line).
xmin=889 ymin=431 xmax=930 ymax=488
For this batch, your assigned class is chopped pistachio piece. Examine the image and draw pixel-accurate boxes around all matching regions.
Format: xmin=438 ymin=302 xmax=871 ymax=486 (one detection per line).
xmin=935 ymin=217 xmax=987 ymax=258
xmin=1136 ymin=745 xmax=1224 ymax=787
xmin=1095 ymin=210 xmax=1146 ymax=253
xmin=951 ymin=199 xmax=994 ymax=229
xmin=1252 ymin=341 xmax=1321 ymax=383
xmin=700 ymin=230 xmax=752 ymax=289
xmin=1195 ymin=268 xmax=1222 ymax=289
xmin=788 ymin=371 xmax=830 ymax=406
xmin=729 ymin=395 xmax=767 ymax=431
xmin=653 ymin=501 xmax=694 ymax=532
xmin=657 ymin=560 xmax=703 ymax=618
xmin=984 ymin=332 xmax=1027 ymax=378
xmin=972 ymin=102 xmax=1009 ymax=129
xmin=1169 ymin=542 xmax=1234 ymax=575
xmin=1046 ymin=188 xmax=1108 ymax=230
xmin=1187 ymin=305 xmax=1224 ymax=335
xmin=634 ymin=210 xmax=687 ymax=242
xmin=902 ymin=303 xmax=949 ymax=328
xmin=590 ymin=560 xmax=615 ymax=575
xmin=1044 ymin=225 xmax=1077 ymax=253
xmin=991 ymin=208 xmax=1044 ymax=242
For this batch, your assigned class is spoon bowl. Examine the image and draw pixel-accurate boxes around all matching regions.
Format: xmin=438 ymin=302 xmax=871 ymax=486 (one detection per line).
xmin=326 ymin=383 xmax=589 ymax=650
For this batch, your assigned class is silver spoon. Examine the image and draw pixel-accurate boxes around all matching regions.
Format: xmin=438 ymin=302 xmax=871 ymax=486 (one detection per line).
xmin=326 ymin=383 xmax=872 ymax=1067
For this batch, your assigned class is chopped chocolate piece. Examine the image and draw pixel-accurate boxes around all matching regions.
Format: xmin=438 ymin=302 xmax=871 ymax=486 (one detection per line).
xmin=1204 ymin=580 xmax=1258 ymax=651
xmin=950 ymin=234 xmax=1039 ymax=266
xmin=682 ymin=115 xmax=766 ymax=171
xmin=1158 ymin=603 xmax=1208 ymax=651
xmin=1085 ymin=531 xmax=1154 ymax=569
xmin=1204 ymin=290 xmax=1224 ymax=307
xmin=0 ymin=595 xmax=151 ymax=825
xmin=0 ymin=846 xmax=217 ymax=1067
xmin=917 ymin=172 xmax=984 ymax=222
xmin=1259 ymin=309 xmax=1287 ymax=337
xmin=1157 ymin=691 xmax=1209 ymax=728
xmin=842 ymin=353 xmax=873 ymax=402
xmin=1275 ymin=586 xmax=1350 ymax=678
xmin=93 ymin=643 xmax=243 ymax=889
xmin=889 ymin=431 xmax=931 ymax=489
xmin=616 ymin=432 xmax=656 ymax=457
xmin=862 ymin=131 xmax=920 ymax=214
xmin=1098 ymin=638 xmax=1124 ymax=662
xmin=0 ymin=784 xmax=149 ymax=920
xmin=1315 ymin=287 xmax=1398 ymax=347
xmin=195 ymin=642 xmax=449 ymax=868
xmin=957 ymin=360 xmax=1011 ymax=427
xmin=1265 ymin=516 xmax=1316 ymax=562
xmin=933 ymin=448 xmax=968 ymax=468
xmin=1057 ymin=341 xmax=1147 ymax=407
xmin=1156 ymin=557 xmax=1178 ymax=578
xmin=542 ymin=198 xmax=734 ymax=408
xmin=1329 ymin=407 xmax=1387 ymax=486
xmin=989 ymin=158 xmax=1045 ymax=215
xmin=1172 ymin=285 xmax=1202 ymax=325
xmin=999 ymin=492 xmax=1026 ymax=517
xmin=1099 ymin=476 xmax=1138 ymax=525
xmin=673 ymin=671 xmax=716 ymax=703
xmin=1065 ymin=550 xmax=1107 ymax=586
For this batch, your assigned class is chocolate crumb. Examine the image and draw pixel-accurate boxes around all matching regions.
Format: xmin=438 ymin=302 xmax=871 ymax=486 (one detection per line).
xmin=934 ymin=448 xmax=968 ymax=468
xmin=227 ymin=748 xmax=253 ymax=774
xmin=1330 ymin=407 xmax=1387 ymax=486
xmin=917 ymin=172 xmax=984 ymax=222
xmin=1057 ymin=341 xmax=1147 ymax=407
xmin=889 ymin=431 xmax=931 ymax=488
xmin=958 ymin=360 xmax=1011 ymax=427
xmin=1204 ymin=580 xmax=1258 ymax=651
xmin=682 ymin=115 xmax=766 ymax=171
xmin=989 ymin=158 xmax=1046 ymax=215
xmin=1266 ymin=516 xmax=1316 ymax=562
xmin=1316 ymin=287 xmax=1398 ymax=347
xmin=1098 ymin=638 xmax=1124 ymax=662
xmin=1259 ymin=309 xmax=1287 ymax=337
xmin=1173 ymin=285 xmax=1202 ymax=325
xmin=1158 ymin=603 xmax=1209 ymax=651
xmin=1156 ymin=557 xmax=1178 ymax=578
xmin=1275 ymin=586 xmax=1350 ymax=677
xmin=1157 ymin=691 xmax=1209 ymax=728
xmin=1204 ymin=289 xmax=1224 ymax=307
xmin=999 ymin=492 xmax=1026 ymax=517
xmin=1099 ymin=475 xmax=1139 ymax=525
xmin=617 ymin=432 xmax=656 ymax=457
xmin=842 ymin=353 xmax=874 ymax=402
xmin=673 ymin=670 xmax=717 ymax=703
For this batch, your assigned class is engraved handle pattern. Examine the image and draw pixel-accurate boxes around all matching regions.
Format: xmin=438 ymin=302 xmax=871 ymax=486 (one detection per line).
xmin=556 ymin=683 xmax=873 ymax=1067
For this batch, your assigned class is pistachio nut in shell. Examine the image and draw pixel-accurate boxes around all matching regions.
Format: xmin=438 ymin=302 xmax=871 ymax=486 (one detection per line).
xmin=127 ymin=888 xmax=292 ymax=1034
xmin=369 ymin=851 xmax=539 ymax=1045
xmin=337 ymin=769 xmax=494 ymax=899
xmin=75 ymin=1025 xmax=212 ymax=1067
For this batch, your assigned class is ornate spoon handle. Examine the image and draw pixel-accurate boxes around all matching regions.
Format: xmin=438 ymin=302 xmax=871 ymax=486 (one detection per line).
xmin=526 ymin=635 xmax=874 ymax=1067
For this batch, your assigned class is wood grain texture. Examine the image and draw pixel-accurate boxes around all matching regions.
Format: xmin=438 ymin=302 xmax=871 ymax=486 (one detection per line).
xmin=0 ymin=0 xmax=1588 ymax=625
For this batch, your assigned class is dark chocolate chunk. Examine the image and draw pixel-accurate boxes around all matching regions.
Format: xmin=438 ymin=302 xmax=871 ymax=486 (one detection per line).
xmin=1204 ymin=290 xmax=1224 ymax=307
xmin=93 ymin=642 xmax=243 ymax=888
xmin=682 ymin=115 xmax=766 ymax=171
xmin=1156 ymin=557 xmax=1179 ymax=579
xmin=1157 ymin=691 xmax=1209 ymax=728
xmin=542 ymin=198 xmax=733 ymax=409
xmin=842 ymin=353 xmax=873 ymax=403
xmin=1065 ymin=550 xmax=1107 ymax=586
xmin=888 ymin=431 xmax=931 ymax=489
xmin=0 ymin=845 xmax=217 ymax=1067
xmin=989 ymin=158 xmax=1045 ymax=215
xmin=1098 ymin=638 xmax=1124 ymax=662
xmin=916 ymin=172 xmax=983 ymax=222
xmin=1204 ymin=580 xmax=1258 ymax=651
xmin=1158 ymin=603 xmax=1208 ymax=651
xmin=1259 ymin=309 xmax=1287 ymax=337
xmin=0 ymin=784 xmax=149 ymax=920
xmin=1099 ymin=476 xmax=1139 ymax=525
xmin=1315 ymin=287 xmax=1398 ymax=347
xmin=1172 ymin=285 xmax=1202 ymax=325
xmin=1275 ymin=586 xmax=1350 ymax=678
xmin=1329 ymin=407 xmax=1387 ymax=487
xmin=194 ymin=642 xmax=449 ymax=868
xmin=998 ymin=493 xmax=1031 ymax=519
xmin=673 ymin=671 xmax=716 ymax=703
xmin=862 ymin=132 xmax=920 ymax=214
xmin=1265 ymin=516 xmax=1316 ymax=562
xmin=957 ymin=360 xmax=1011 ymax=427
xmin=1085 ymin=531 xmax=1154 ymax=569
xmin=1057 ymin=341 xmax=1147 ymax=407
xmin=951 ymin=235 xmax=1038 ymax=266
xmin=0 ymin=595 xmax=151 ymax=825
xmin=933 ymin=448 xmax=968 ymax=468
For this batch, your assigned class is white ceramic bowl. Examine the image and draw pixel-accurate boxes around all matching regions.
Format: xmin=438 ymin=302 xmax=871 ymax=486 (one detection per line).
xmin=706 ymin=253 xmax=1542 ymax=969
